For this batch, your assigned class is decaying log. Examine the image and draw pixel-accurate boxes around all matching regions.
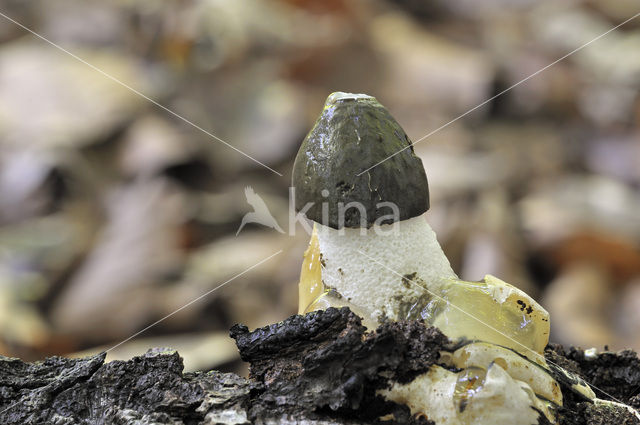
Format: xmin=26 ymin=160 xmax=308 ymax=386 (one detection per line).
xmin=1 ymin=308 xmax=639 ymax=424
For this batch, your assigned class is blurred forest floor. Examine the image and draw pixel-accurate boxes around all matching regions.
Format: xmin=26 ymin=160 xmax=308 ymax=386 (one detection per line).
xmin=0 ymin=0 xmax=639 ymax=373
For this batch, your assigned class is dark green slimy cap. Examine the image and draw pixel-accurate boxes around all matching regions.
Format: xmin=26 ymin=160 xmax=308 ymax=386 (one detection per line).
xmin=292 ymin=92 xmax=429 ymax=229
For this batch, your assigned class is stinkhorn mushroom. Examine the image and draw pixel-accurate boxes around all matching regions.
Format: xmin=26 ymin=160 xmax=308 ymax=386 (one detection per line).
xmin=291 ymin=92 xmax=634 ymax=424
xmin=293 ymin=92 xmax=550 ymax=358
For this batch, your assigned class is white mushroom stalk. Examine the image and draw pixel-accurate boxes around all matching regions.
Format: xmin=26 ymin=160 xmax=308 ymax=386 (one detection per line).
xmin=303 ymin=216 xmax=455 ymax=323
xmin=292 ymin=92 xmax=638 ymax=424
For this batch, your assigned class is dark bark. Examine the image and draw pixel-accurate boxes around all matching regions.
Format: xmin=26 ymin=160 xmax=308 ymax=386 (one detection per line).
xmin=0 ymin=348 xmax=251 ymax=424
xmin=1 ymin=308 xmax=638 ymax=424
xmin=231 ymin=306 xmax=446 ymax=424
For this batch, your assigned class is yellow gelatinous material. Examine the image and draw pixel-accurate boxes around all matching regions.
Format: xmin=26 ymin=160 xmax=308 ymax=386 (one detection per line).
xmin=451 ymin=342 xmax=562 ymax=406
xmin=298 ymin=230 xmax=550 ymax=364
xmin=453 ymin=366 xmax=487 ymax=413
xmin=298 ymin=226 xmax=324 ymax=314
xmin=427 ymin=276 xmax=550 ymax=362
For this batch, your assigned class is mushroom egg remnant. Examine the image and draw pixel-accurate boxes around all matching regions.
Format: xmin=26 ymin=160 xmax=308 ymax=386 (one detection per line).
xmin=292 ymin=92 xmax=638 ymax=424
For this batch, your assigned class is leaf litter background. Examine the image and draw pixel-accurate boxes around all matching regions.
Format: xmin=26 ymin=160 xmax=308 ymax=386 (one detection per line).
xmin=0 ymin=0 xmax=639 ymax=375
